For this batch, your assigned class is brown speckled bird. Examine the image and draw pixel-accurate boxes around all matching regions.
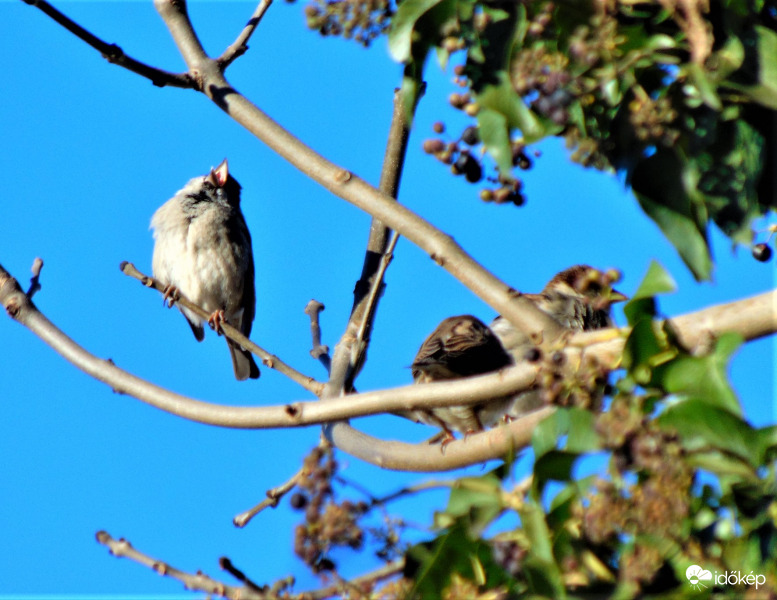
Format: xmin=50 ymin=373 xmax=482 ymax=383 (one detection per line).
xmin=396 ymin=315 xmax=513 ymax=442
xmin=491 ymin=264 xmax=626 ymax=419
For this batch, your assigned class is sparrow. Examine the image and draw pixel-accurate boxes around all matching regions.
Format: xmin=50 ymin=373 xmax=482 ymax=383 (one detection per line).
xmin=150 ymin=159 xmax=260 ymax=380
xmin=491 ymin=264 xmax=626 ymax=418
xmin=397 ymin=315 xmax=513 ymax=442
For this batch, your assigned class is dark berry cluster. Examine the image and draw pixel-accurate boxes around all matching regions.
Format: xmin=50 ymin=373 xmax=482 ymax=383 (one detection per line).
xmin=292 ymin=446 xmax=367 ymax=573
xmin=751 ymin=225 xmax=776 ymax=262
xmin=423 ymin=122 xmax=532 ymax=206
xmin=510 ymin=46 xmax=574 ymax=126
xmin=588 ymin=398 xmax=693 ymax=541
xmin=628 ymin=95 xmax=679 ymax=145
xmin=536 ymin=352 xmax=610 ymax=410
xmin=422 ymin=122 xmax=482 ymax=183
xmin=492 ymin=538 xmax=527 ymax=577
xmin=303 ymin=0 xmax=392 ymax=47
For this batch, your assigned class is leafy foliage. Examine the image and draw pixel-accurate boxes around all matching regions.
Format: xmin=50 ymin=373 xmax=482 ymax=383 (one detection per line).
xmin=376 ymin=264 xmax=777 ymax=599
xmin=381 ymin=0 xmax=777 ymax=279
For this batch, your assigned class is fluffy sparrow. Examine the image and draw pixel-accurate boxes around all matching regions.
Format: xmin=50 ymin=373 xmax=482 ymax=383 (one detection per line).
xmin=491 ymin=264 xmax=626 ymax=418
xmin=397 ymin=315 xmax=513 ymax=441
xmin=151 ymin=159 xmax=260 ymax=380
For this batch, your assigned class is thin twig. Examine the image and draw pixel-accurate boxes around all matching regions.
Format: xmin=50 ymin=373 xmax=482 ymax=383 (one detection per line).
xmin=218 ymin=557 xmax=265 ymax=592
xmin=305 ymin=299 xmax=331 ymax=374
xmin=96 ymin=531 xmax=267 ymax=600
xmin=335 ymin=474 xmax=455 ymax=507
xmin=233 ymin=463 xmax=308 ymax=528
xmin=308 ymin=559 xmax=405 ymax=600
xmin=26 ymin=257 xmax=44 ymax=299
xmin=217 ymin=0 xmax=274 ymax=69
xmin=335 ymin=89 xmax=418 ymax=394
xmin=22 ymin=0 xmax=193 ymax=88
xmin=353 ymin=230 xmax=400 ymax=366
xmin=121 ymin=261 xmax=323 ymax=396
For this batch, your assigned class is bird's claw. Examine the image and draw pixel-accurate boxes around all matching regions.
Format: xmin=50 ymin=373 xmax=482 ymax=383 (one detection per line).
xmin=162 ymin=285 xmax=179 ymax=308
xmin=208 ymin=310 xmax=227 ymax=335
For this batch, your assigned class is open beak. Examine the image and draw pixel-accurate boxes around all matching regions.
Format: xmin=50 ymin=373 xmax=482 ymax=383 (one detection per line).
xmin=609 ymin=288 xmax=628 ymax=303
xmin=206 ymin=159 xmax=229 ymax=187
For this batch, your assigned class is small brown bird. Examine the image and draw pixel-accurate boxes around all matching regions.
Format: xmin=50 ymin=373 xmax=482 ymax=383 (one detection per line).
xmin=151 ymin=159 xmax=260 ymax=380
xmin=491 ymin=264 xmax=626 ymax=418
xmin=397 ymin=315 xmax=513 ymax=442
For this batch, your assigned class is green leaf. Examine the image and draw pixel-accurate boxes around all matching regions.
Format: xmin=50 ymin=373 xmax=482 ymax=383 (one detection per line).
xmin=534 ymin=450 xmax=578 ymax=486
xmin=404 ymin=523 xmax=513 ymax=599
xmin=434 ymin=471 xmax=504 ymax=535
xmin=727 ymin=25 xmax=777 ymax=109
xmin=388 ymin=0 xmax=447 ymax=63
xmin=623 ymin=261 xmax=677 ymax=324
xmin=565 ymin=407 xmax=601 ymax=454
xmin=657 ymin=399 xmax=759 ymax=469
xmin=756 ymin=425 xmax=777 ymax=464
xmin=476 ymin=73 xmax=549 ymax=143
xmin=686 ymin=62 xmax=722 ymax=110
xmin=477 ymin=108 xmax=514 ymax=174
xmin=532 ymin=408 xmax=570 ymax=459
xmin=695 ymin=119 xmax=764 ymax=245
xmin=622 ymin=319 xmax=674 ymax=383
xmin=654 ymin=332 xmax=743 ymax=416
xmin=632 ymin=150 xmax=713 ymax=281
xmin=518 ymin=501 xmax=566 ymax=597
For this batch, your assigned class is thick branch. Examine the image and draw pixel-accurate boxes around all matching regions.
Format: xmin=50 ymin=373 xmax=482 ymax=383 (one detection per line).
xmin=22 ymin=0 xmax=193 ymax=88
xmin=149 ymin=0 xmax=564 ymax=351
xmin=3 ymin=261 xmax=776 ymax=469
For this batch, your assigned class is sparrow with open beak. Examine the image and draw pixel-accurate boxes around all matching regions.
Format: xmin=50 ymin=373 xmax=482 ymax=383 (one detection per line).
xmin=491 ymin=264 xmax=626 ymax=418
xmin=151 ymin=159 xmax=260 ymax=380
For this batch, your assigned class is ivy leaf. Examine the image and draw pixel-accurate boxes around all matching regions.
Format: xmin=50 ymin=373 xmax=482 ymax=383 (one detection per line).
xmin=565 ymin=407 xmax=600 ymax=454
xmin=623 ymin=260 xmax=677 ymax=325
xmin=477 ymin=108 xmax=514 ymax=174
xmin=532 ymin=407 xmax=570 ymax=459
xmin=653 ymin=332 xmax=743 ymax=416
xmin=434 ymin=469 xmax=504 ymax=535
xmin=632 ymin=149 xmax=713 ymax=281
xmin=518 ymin=501 xmax=566 ymax=598
xmin=388 ymin=0 xmax=448 ymax=63
xmin=404 ymin=523 xmax=513 ymax=599
xmin=657 ymin=399 xmax=758 ymax=469
xmin=727 ymin=25 xmax=777 ymax=110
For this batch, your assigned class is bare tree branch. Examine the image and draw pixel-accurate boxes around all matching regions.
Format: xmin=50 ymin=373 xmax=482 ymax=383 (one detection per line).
xmin=96 ymin=529 xmax=404 ymax=599
xmin=21 ymin=0 xmax=194 ymax=88
xmin=308 ymin=559 xmax=405 ymax=600
xmin=305 ymin=299 xmax=331 ymax=374
xmin=217 ymin=0 xmax=273 ymax=69
xmin=3 ymin=260 xmax=776 ymax=470
xmin=218 ymin=557 xmax=265 ymax=593
xmin=96 ymin=531 xmax=272 ymax=599
xmin=233 ymin=462 xmax=308 ymax=528
xmin=121 ymin=261 xmax=323 ymax=395
xmin=26 ymin=257 xmax=43 ymax=299
xmin=147 ymin=0 xmax=565 ymax=350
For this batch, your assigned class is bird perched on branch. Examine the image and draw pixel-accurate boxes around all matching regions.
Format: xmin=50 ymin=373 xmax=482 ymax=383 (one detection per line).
xmin=151 ymin=159 xmax=260 ymax=380
xmin=400 ymin=266 xmax=626 ymax=442
xmin=397 ymin=315 xmax=513 ymax=442
xmin=491 ymin=264 xmax=626 ymax=419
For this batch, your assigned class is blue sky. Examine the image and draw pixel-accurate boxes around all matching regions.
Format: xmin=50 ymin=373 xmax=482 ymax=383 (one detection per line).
xmin=1 ymin=1 xmax=774 ymax=596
